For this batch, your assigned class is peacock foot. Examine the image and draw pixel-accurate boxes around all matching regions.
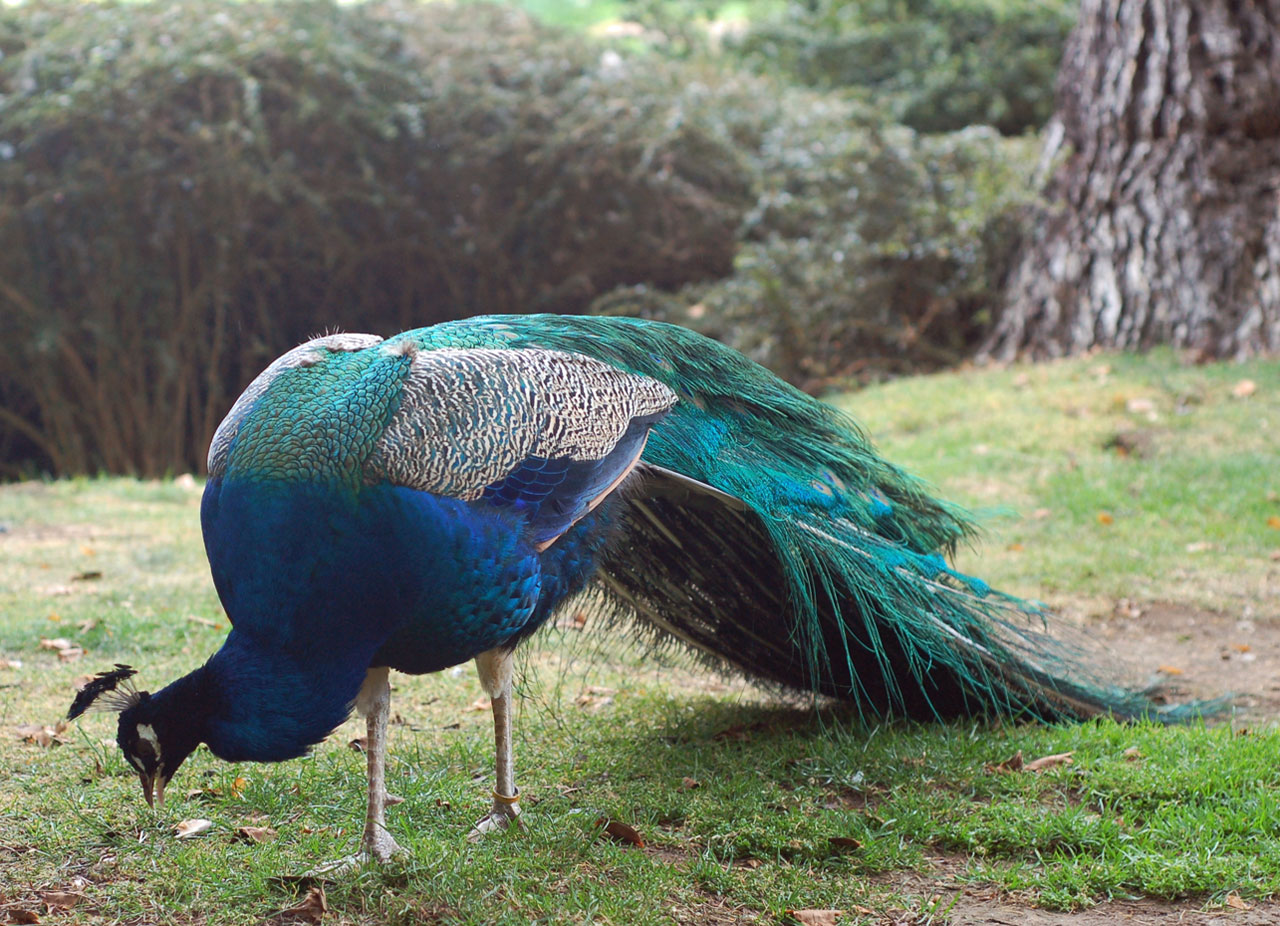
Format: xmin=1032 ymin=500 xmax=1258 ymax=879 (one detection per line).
xmin=307 ymin=828 xmax=406 ymax=876
xmin=467 ymin=791 xmax=523 ymax=842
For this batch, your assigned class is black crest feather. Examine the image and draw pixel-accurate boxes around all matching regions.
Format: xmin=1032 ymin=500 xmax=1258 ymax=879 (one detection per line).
xmin=67 ymin=664 xmax=141 ymax=720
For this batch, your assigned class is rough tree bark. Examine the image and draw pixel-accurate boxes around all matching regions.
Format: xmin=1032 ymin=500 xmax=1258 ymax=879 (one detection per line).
xmin=985 ymin=0 xmax=1280 ymax=360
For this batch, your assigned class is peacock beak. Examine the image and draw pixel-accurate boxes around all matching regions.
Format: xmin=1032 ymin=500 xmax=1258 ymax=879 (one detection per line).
xmin=138 ymin=771 xmax=167 ymax=808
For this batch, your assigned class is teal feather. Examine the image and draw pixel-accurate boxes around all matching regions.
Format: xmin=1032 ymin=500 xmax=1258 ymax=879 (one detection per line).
xmin=395 ymin=314 xmax=1209 ymax=722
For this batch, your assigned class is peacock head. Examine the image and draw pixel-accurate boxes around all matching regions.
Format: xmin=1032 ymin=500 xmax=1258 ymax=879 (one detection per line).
xmin=68 ymin=665 xmax=204 ymax=808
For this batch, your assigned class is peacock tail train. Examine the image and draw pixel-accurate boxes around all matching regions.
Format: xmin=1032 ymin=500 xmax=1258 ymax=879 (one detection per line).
xmin=394 ymin=314 xmax=1187 ymax=724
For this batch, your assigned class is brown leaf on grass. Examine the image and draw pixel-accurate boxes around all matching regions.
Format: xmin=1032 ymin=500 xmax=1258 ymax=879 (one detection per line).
xmin=785 ymin=909 xmax=843 ymax=925
xmin=1096 ymin=511 xmax=1114 ymax=525
xmin=712 ymin=722 xmax=764 ymax=742
xmin=0 ymin=658 xmax=23 ymax=669
xmin=1232 ymin=380 xmax=1257 ymax=399
xmin=38 ymin=638 xmax=83 ymax=662
xmin=679 ymin=777 xmax=700 ymax=791
xmin=465 ymin=697 xmax=491 ymax=713
xmin=554 ymin=611 xmax=589 ymax=631
xmin=14 ymin=723 xmax=68 ymax=748
xmin=230 ymin=776 xmax=248 ymax=797
xmin=271 ymin=886 xmax=328 ymax=925
xmin=574 ymin=689 xmax=614 ymax=711
xmin=37 ymin=892 xmax=79 ymax=912
xmin=985 ymin=750 xmax=1023 ymax=773
xmin=173 ymin=819 xmax=213 ymax=839
xmin=6 ymin=909 xmax=39 ymax=924
xmin=1268 ymin=516 xmax=1280 ymax=530
xmin=1024 ymin=752 xmax=1074 ymax=772
xmin=1225 ymin=893 xmax=1250 ymax=910
xmin=827 ymin=836 xmax=862 ymax=853
xmin=236 ymin=826 xmax=277 ymax=844
xmin=1123 ymin=746 xmax=1144 ymax=761
xmin=596 ymin=817 xmax=645 ymax=848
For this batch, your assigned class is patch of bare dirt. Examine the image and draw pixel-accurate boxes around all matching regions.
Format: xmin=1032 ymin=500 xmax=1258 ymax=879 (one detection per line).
xmin=880 ymin=854 xmax=1280 ymax=926
xmin=1094 ymin=602 xmax=1280 ymax=722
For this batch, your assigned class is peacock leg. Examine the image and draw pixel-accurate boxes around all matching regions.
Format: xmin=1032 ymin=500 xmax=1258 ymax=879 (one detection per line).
xmin=309 ymin=667 xmax=404 ymax=873
xmin=469 ymin=646 xmax=523 ymax=840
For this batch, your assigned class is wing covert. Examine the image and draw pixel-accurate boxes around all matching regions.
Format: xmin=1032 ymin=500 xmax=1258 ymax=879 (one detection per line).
xmin=364 ymin=346 xmax=677 ymax=543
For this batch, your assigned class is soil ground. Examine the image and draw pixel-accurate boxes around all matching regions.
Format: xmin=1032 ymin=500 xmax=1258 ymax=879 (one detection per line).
xmin=886 ymin=603 xmax=1280 ymax=926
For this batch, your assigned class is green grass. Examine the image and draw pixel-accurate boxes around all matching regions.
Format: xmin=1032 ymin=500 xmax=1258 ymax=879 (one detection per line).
xmin=837 ymin=349 xmax=1280 ymax=613
xmin=1 ymin=350 xmax=1278 ymax=924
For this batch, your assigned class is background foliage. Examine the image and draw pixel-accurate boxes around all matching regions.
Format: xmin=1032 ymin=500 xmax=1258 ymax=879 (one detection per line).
xmin=0 ymin=0 xmax=1067 ymax=476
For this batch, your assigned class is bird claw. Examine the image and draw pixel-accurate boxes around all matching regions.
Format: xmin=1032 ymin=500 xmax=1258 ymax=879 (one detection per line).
xmin=306 ymin=829 xmax=405 ymax=876
xmin=467 ymin=802 xmax=523 ymax=842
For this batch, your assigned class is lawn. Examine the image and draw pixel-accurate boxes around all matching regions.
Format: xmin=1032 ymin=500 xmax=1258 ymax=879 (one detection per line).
xmin=1 ymin=350 xmax=1277 ymax=924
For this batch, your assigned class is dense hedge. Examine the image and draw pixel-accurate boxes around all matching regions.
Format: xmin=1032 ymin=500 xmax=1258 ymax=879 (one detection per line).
xmin=0 ymin=0 xmax=1044 ymax=477
xmin=594 ymin=114 xmax=1041 ymax=389
xmin=0 ymin=0 xmax=751 ymax=476
xmin=733 ymin=0 xmax=1076 ymax=136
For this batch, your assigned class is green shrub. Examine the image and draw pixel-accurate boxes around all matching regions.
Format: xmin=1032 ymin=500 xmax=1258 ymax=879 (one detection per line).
xmin=733 ymin=0 xmax=1076 ymax=135
xmin=594 ymin=104 xmax=1043 ymax=388
xmin=0 ymin=0 xmax=750 ymax=476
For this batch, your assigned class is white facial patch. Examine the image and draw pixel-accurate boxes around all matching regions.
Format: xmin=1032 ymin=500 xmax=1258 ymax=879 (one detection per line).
xmin=136 ymin=723 xmax=162 ymax=758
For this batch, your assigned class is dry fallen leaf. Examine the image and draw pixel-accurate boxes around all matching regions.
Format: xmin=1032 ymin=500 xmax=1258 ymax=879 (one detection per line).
xmin=230 ymin=776 xmax=248 ymax=797
xmin=1025 ymin=752 xmax=1074 ymax=772
xmin=7 ymin=909 xmax=39 ymax=924
xmin=236 ymin=826 xmax=277 ymax=843
xmin=173 ymin=819 xmax=214 ymax=839
xmin=1123 ymin=746 xmax=1144 ymax=761
xmin=273 ymin=885 xmax=328 ymax=925
xmin=679 ymin=777 xmax=700 ymax=791
xmin=15 ymin=722 xmax=68 ymax=748
xmin=465 ymin=697 xmax=491 ymax=713
xmin=1157 ymin=665 xmax=1185 ymax=676
xmin=1096 ymin=511 xmax=1114 ymax=525
xmin=1225 ymin=893 xmax=1250 ymax=910
xmin=828 ymin=836 xmax=862 ymax=853
xmin=1185 ymin=541 xmax=1214 ymax=553
xmin=1232 ymin=380 xmax=1257 ymax=399
xmin=986 ymin=750 xmax=1023 ymax=773
xmin=1268 ymin=516 xmax=1280 ymax=530
xmin=0 ymin=657 xmax=23 ymax=669
xmin=785 ymin=909 xmax=843 ymax=926
xmin=574 ymin=690 xmax=614 ymax=711
xmin=38 ymin=892 xmax=79 ymax=912
xmin=596 ymin=817 xmax=645 ymax=848
xmin=38 ymin=638 xmax=72 ymax=651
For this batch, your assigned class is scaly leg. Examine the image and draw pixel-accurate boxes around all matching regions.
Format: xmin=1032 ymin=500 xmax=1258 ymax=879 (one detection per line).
xmin=469 ymin=647 xmax=522 ymax=840
xmin=310 ymin=667 xmax=404 ymax=873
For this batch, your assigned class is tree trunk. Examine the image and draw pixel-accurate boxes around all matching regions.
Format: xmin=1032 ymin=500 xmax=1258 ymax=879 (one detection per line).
xmin=985 ymin=0 xmax=1280 ymax=360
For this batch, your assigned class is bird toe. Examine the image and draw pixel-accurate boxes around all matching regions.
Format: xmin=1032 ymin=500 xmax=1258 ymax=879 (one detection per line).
xmin=467 ymin=806 xmax=523 ymax=842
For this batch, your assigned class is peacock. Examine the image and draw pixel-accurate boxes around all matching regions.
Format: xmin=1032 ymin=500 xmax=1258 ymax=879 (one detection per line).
xmin=68 ymin=314 xmax=1190 ymax=866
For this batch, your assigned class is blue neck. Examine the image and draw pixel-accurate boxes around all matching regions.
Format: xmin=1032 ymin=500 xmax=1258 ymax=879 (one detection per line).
xmin=200 ymin=629 xmax=369 ymax=762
